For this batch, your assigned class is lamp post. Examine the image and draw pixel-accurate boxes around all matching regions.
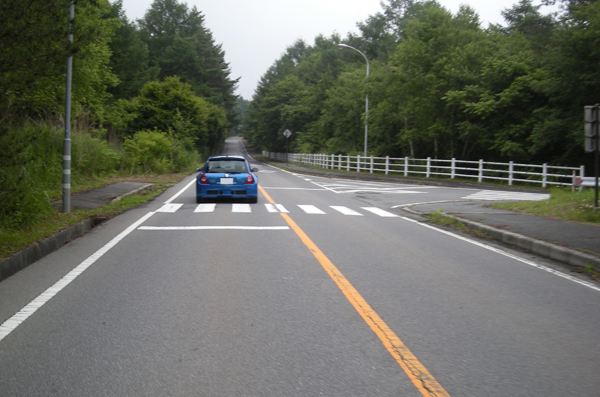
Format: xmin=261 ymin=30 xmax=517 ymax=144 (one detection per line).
xmin=338 ymin=43 xmax=369 ymax=157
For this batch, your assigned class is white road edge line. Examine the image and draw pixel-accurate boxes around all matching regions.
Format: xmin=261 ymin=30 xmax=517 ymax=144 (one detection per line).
xmin=1 ymin=177 xmax=200 ymax=343
xmin=164 ymin=178 xmax=196 ymax=204
xmin=399 ymin=216 xmax=600 ymax=293
xmin=0 ymin=211 xmax=156 ymax=343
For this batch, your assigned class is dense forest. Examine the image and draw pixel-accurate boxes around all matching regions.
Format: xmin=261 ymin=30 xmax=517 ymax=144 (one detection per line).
xmin=243 ymin=0 xmax=599 ymax=169
xmin=1 ymin=0 xmax=238 ymax=147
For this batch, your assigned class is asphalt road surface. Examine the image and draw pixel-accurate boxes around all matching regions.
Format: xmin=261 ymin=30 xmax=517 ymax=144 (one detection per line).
xmin=1 ymin=137 xmax=599 ymax=396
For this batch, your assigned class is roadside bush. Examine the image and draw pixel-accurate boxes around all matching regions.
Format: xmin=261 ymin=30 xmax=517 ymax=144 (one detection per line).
xmin=0 ymin=124 xmax=62 ymax=228
xmin=122 ymin=129 xmax=197 ymax=174
xmin=0 ymin=123 xmax=123 ymax=229
xmin=72 ymin=132 xmax=119 ymax=178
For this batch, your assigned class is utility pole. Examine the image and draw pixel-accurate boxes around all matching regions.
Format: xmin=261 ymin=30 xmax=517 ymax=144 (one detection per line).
xmin=584 ymin=104 xmax=599 ymax=208
xmin=63 ymin=1 xmax=74 ymax=213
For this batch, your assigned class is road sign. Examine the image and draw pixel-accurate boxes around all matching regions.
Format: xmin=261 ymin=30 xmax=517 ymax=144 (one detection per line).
xmin=283 ymin=129 xmax=292 ymax=138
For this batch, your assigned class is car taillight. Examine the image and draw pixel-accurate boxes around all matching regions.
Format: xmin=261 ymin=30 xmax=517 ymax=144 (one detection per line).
xmin=199 ymin=174 xmax=208 ymax=184
xmin=244 ymin=174 xmax=254 ymax=184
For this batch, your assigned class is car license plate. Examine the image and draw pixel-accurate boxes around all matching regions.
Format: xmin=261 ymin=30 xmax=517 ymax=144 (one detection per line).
xmin=220 ymin=178 xmax=234 ymax=185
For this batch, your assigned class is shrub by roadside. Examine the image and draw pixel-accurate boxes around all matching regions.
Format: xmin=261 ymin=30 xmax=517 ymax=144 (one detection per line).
xmin=0 ymin=123 xmax=199 ymax=231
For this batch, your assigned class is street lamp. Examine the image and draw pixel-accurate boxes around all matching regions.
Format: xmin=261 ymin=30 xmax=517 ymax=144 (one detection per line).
xmin=338 ymin=43 xmax=369 ymax=157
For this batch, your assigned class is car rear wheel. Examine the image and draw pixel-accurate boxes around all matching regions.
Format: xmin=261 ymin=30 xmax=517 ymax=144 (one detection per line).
xmin=248 ymin=196 xmax=258 ymax=204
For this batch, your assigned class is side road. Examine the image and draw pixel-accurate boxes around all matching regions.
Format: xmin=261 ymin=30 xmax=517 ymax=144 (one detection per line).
xmin=1 ymin=158 xmax=599 ymax=282
xmin=260 ymin=157 xmax=600 ymax=273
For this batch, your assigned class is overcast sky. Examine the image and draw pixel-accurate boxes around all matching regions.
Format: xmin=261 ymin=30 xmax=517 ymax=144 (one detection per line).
xmin=120 ymin=0 xmax=557 ymax=100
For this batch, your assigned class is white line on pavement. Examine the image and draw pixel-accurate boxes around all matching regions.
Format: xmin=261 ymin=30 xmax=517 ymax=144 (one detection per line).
xmin=139 ymin=226 xmax=289 ymax=231
xmin=0 ymin=212 xmax=156 ymax=343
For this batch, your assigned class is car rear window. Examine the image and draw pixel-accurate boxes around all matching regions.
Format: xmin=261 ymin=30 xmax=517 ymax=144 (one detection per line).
xmin=207 ymin=159 xmax=247 ymax=173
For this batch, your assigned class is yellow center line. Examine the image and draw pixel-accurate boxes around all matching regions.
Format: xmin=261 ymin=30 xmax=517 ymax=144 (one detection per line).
xmin=258 ymin=184 xmax=450 ymax=397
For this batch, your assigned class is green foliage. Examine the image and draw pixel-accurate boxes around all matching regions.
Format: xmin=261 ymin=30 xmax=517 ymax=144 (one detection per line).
xmin=138 ymin=0 xmax=238 ymax=125
xmin=122 ymin=129 xmax=196 ymax=174
xmin=0 ymin=124 xmax=62 ymax=228
xmin=72 ymin=134 xmax=120 ymax=178
xmin=0 ymin=0 xmax=119 ymax=120
xmin=0 ymin=123 xmax=128 ymax=229
xmin=128 ymin=76 xmax=228 ymax=154
xmin=107 ymin=0 xmax=159 ymax=100
xmin=0 ymin=0 xmax=236 ymax=235
xmin=244 ymin=0 xmax=598 ymax=171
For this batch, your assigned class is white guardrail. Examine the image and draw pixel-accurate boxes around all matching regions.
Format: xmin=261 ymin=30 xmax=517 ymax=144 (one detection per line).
xmin=263 ymin=152 xmax=586 ymax=188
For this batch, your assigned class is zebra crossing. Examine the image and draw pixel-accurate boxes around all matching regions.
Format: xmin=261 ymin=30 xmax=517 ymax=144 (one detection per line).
xmin=156 ymin=203 xmax=399 ymax=218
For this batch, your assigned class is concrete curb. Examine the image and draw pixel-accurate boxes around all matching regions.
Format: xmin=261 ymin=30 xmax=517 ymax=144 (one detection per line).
xmin=404 ymin=207 xmax=600 ymax=272
xmin=110 ymin=183 xmax=154 ymax=203
xmin=0 ymin=218 xmax=98 ymax=282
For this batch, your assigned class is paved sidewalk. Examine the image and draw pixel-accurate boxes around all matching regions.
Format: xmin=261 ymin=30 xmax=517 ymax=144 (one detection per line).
xmin=53 ymin=182 xmax=153 ymax=210
xmin=405 ymin=201 xmax=600 ymax=270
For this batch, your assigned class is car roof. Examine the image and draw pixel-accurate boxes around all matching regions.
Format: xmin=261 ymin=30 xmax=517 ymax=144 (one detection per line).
xmin=207 ymin=155 xmax=246 ymax=161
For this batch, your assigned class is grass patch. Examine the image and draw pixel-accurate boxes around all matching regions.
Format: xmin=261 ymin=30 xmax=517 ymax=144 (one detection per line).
xmin=492 ymin=187 xmax=600 ymax=225
xmin=426 ymin=209 xmax=490 ymax=240
xmin=0 ymin=171 xmax=191 ymax=261
xmin=575 ymin=265 xmax=600 ymax=282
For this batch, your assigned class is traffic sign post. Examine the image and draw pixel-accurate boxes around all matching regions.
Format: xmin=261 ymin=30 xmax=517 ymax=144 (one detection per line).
xmin=283 ymin=129 xmax=292 ymax=163
xmin=584 ymin=105 xmax=599 ymax=208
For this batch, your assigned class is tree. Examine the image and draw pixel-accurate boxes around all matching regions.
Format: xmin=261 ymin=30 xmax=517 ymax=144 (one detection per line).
xmin=138 ymin=0 xmax=238 ymax=124
xmin=388 ymin=4 xmax=484 ymax=159
xmin=129 ymin=76 xmax=227 ymax=155
xmin=0 ymin=0 xmax=119 ymax=120
xmin=500 ymin=0 xmax=555 ymax=51
xmin=529 ymin=0 xmax=600 ymax=166
xmin=107 ymin=0 xmax=159 ymax=100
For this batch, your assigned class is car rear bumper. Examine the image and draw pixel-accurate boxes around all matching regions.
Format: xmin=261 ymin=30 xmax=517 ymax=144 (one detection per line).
xmin=196 ymin=184 xmax=258 ymax=200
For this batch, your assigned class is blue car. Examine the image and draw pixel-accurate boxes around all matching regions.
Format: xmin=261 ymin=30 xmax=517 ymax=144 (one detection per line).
xmin=196 ymin=155 xmax=259 ymax=203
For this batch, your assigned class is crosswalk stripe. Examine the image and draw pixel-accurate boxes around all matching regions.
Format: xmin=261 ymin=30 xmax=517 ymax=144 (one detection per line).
xmin=264 ymin=203 xmax=290 ymax=213
xmin=298 ymin=205 xmax=326 ymax=214
xmin=330 ymin=206 xmax=363 ymax=216
xmin=157 ymin=203 xmax=183 ymax=213
xmin=179 ymin=203 xmax=401 ymax=217
xmin=361 ymin=207 xmax=398 ymax=217
xmin=275 ymin=204 xmax=289 ymax=213
xmin=194 ymin=203 xmax=216 ymax=212
xmin=232 ymin=203 xmax=251 ymax=213
xmin=265 ymin=203 xmax=278 ymax=213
